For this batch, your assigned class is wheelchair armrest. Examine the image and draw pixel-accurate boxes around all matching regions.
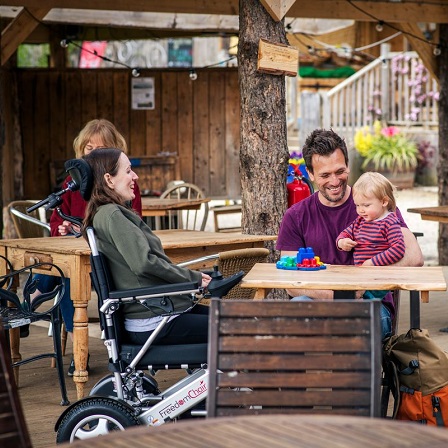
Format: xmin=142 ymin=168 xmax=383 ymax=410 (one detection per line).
xmin=108 ymin=282 xmax=200 ymax=300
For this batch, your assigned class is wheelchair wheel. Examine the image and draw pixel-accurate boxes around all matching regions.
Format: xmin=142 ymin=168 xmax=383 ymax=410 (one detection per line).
xmin=90 ymin=373 xmax=160 ymax=398
xmin=56 ymin=397 xmax=139 ymax=443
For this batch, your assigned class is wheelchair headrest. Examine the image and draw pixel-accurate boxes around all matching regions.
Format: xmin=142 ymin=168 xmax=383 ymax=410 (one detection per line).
xmin=64 ymin=158 xmax=93 ymax=201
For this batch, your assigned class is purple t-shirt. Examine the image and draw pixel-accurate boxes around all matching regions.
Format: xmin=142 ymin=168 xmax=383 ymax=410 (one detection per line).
xmin=276 ymin=190 xmax=408 ymax=316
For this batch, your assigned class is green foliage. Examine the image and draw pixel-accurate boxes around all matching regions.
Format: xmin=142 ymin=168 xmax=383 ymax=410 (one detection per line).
xmin=17 ymin=44 xmax=50 ymax=67
xmin=362 ymin=134 xmax=419 ymax=173
xmin=355 ymin=121 xmax=419 ymax=174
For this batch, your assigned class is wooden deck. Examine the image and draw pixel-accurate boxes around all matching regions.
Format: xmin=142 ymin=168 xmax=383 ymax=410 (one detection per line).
xmin=16 ymin=271 xmax=448 ymax=446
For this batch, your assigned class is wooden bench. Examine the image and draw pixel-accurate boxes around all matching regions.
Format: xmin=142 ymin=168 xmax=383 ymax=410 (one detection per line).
xmin=212 ymin=204 xmax=242 ymax=232
xmin=0 ymin=321 xmax=32 ymax=448
xmin=207 ymin=299 xmax=382 ymax=417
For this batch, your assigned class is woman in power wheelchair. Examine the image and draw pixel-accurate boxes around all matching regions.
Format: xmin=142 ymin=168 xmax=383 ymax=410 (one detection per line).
xmin=32 ymin=149 xmax=244 ymax=443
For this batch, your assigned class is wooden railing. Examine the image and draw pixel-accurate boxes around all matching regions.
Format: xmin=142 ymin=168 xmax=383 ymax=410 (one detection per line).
xmin=321 ymin=44 xmax=439 ymax=145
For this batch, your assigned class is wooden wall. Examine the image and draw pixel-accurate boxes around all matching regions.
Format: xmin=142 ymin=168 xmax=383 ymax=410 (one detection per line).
xmin=14 ymin=67 xmax=240 ymax=200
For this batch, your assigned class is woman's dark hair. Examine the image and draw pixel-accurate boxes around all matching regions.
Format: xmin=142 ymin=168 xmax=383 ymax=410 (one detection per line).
xmin=83 ymin=147 xmax=131 ymax=230
xmin=302 ymin=129 xmax=348 ymax=174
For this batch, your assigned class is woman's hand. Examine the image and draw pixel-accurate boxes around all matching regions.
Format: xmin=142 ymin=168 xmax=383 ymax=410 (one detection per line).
xmin=201 ymin=273 xmax=212 ymax=288
xmin=58 ymin=220 xmax=81 ymax=236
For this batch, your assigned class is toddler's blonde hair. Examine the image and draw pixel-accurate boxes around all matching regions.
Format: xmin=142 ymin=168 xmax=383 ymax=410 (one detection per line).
xmin=353 ymin=172 xmax=397 ymax=211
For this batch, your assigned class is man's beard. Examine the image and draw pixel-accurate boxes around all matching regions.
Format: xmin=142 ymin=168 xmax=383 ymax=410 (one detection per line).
xmin=320 ymin=182 xmax=347 ymax=203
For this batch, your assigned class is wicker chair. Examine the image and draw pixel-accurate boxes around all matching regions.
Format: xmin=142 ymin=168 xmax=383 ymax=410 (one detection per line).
xmin=217 ymin=248 xmax=269 ymax=299
xmin=179 ymin=248 xmax=269 ymax=303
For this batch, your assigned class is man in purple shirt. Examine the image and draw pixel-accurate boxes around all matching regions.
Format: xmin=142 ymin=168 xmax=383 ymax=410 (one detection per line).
xmin=277 ymin=129 xmax=424 ymax=338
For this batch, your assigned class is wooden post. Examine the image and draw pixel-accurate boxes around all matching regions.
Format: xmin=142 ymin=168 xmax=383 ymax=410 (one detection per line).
xmin=380 ymin=43 xmax=390 ymax=122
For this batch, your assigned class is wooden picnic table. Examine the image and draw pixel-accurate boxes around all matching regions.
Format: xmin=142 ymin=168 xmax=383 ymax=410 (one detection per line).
xmin=240 ymin=263 xmax=447 ymax=329
xmin=407 ymin=205 xmax=448 ymax=223
xmin=65 ymin=414 xmax=448 ymax=447
xmin=0 ymin=231 xmax=276 ymax=400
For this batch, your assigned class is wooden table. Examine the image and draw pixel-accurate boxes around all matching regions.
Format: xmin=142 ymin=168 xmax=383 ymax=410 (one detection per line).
xmin=240 ymin=263 xmax=447 ymax=328
xmin=407 ymin=205 xmax=448 ymax=223
xmin=0 ymin=231 xmax=275 ymax=400
xmin=140 ymin=197 xmax=210 ymax=217
xmin=65 ymin=414 xmax=448 ymax=447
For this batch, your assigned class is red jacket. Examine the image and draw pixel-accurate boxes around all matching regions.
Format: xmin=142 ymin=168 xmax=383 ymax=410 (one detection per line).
xmin=49 ymin=176 xmax=143 ymax=236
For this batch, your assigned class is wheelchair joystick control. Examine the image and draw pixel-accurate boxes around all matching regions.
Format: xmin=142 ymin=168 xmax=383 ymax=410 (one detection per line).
xmin=210 ymin=265 xmax=223 ymax=281
xmin=207 ymin=265 xmax=245 ymax=299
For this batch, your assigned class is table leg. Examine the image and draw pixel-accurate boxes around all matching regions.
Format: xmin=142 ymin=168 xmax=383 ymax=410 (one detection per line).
xmin=254 ymin=288 xmax=269 ymax=300
xmin=72 ymin=302 xmax=89 ymax=399
xmin=409 ymin=290 xmax=420 ymax=329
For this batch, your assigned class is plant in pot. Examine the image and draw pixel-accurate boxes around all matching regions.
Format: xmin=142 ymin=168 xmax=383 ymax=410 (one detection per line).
xmin=354 ymin=121 xmax=418 ymax=189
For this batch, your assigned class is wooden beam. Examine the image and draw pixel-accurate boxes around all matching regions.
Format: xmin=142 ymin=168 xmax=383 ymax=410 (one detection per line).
xmin=395 ymin=22 xmax=439 ymax=85
xmin=259 ymin=0 xmax=297 ymax=22
xmin=1 ymin=7 xmax=51 ymax=65
xmin=3 ymin=1 xmax=448 ymax=23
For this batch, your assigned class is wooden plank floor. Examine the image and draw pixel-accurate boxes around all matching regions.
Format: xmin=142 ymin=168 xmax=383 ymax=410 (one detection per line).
xmin=16 ymin=270 xmax=448 ymax=447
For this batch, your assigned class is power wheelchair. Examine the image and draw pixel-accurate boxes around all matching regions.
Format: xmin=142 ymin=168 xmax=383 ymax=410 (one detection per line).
xmin=27 ymin=159 xmax=245 ymax=443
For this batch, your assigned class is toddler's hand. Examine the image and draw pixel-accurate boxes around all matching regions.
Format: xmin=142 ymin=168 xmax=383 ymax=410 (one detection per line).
xmin=337 ymin=238 xmax=357 ymax=251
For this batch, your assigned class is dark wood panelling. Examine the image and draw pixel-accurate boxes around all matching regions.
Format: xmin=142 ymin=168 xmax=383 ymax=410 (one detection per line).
xmin=145 ymin=72 xmax=162 ymax=156
xmin=15 ymin=68 xmax=240 ymax=199
xmin=48 ymin=71 xmax=67 ymax=169
xmin=29 ymin=74 xmax=50 ymax=198
xmin=80 ymin=70 xmax=98 ymax=124
xmin=161 ymin=72 xmax=179 ymax=154
xmin=96 ymin=72 xmax=114 ymax=121
xmin=209 ymin=71 xmax=226 ymax=197
xmin=193 ymin=71 xmax=210 ymax=193
xmin=113 ymin=71 xmax=130 ymax=143
xmin=225 ymin=71 xmax=241 ymax=199
xmin=19 ymin=71 xmax=35 ymax=198
xmin=177 ymin=73 xmax=194 ymax=181
xmin=64 ymin=71 xmax=82 ymax=157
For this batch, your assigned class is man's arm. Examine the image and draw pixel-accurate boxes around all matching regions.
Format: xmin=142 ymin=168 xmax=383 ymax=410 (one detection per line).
xmin=393 ymin=227 xmax=424 ymax=266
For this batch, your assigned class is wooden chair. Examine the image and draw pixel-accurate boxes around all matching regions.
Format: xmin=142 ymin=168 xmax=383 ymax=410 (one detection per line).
xmin=156 ymin=182 xmax=209 ymax=231
xmin=8 ymin=200 xmax=50 ymax=238
xmin=0 ymin=319 xmax=32 ymax=448
xmin=207 ymin=299 xmax=382 ymax=417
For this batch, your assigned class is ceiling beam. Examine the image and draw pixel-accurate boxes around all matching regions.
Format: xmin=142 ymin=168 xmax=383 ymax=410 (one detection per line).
xmin=3 ymin=1 xmax=448 ymax=23
xmin=1 ymin=7 xmax=51 ymax=65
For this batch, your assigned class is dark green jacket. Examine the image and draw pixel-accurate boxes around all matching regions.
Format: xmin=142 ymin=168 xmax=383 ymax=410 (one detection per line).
xmin=93 ymin=203 xmax=202 ymax=319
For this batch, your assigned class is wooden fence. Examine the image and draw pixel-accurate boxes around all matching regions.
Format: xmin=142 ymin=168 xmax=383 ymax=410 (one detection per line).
xmin=320 ymin=45 xmax=438 ymax=145
xmin=14 ymin=67 xmax=240 ymax=200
